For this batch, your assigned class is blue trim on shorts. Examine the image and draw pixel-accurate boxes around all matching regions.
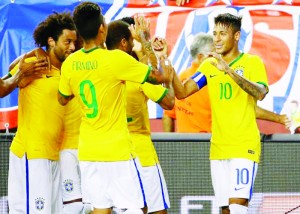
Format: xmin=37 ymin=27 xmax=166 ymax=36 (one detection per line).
xmin=25 ymin=154 xmax=29 ymax=214
xmin=133 ymin=158 xmax=147 ymax=207
xmin=249 ymin=162 xmax=256 ymax=200
xmin=155 ymin=164 xmax=169 ymax=209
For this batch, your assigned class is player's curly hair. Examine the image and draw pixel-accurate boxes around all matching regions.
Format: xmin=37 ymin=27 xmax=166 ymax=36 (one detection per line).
xmin=214 ymin=13 xmax=242 ymax=33
xmin=33 ymin=12 xmax=76 ymax=50
xmin=73 ymin=2 xmax=104 ymax=41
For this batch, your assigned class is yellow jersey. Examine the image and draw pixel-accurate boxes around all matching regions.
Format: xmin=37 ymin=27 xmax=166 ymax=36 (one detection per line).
xmin=195 ymin=53 xmax=268 ymax=163
xmin=59 ymin=48 xmax=150 ymax=161
xmin=10 ymin=57 xmax=64 ymax=160
xmin=126 ymin=82 xmax=167 ymax=166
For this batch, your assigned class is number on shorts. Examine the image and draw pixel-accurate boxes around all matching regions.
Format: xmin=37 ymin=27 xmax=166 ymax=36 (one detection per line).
xmin=236 ymin=168 xmax=249 ymax=185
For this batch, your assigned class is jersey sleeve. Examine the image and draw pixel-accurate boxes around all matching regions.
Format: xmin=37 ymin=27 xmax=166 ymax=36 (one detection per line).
xmin=140 ymin=82 xmax=168 ymax=103
xmin=58 ymin=59 xmax=72 ymax=97
xmin=110 ymin=50 xmax=150 ymax=84
xmin=249 ymin=55 xmax=269 ymax=89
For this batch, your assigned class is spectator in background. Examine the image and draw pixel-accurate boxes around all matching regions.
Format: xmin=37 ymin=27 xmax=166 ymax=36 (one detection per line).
xmin=163 ymin=33 xmax=290 ymax=133
xmin=163 ymin=33 xmax=212 ymax=133
xmin=286 ymin=100 xmax=300 ymax=133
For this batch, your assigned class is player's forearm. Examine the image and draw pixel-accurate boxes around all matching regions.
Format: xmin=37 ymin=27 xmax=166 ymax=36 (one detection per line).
xmin=0 ymin=72 xmax=21 ymax=98
xmin=159 ymin=85 xmax=175 ymax=110
xmin=162 ymin=115 xmax=175 ymax=132
xmin=226 ymin=67 xmax=267 ymax=101
xmin=140 ymin=35 xmax=158 ymax=70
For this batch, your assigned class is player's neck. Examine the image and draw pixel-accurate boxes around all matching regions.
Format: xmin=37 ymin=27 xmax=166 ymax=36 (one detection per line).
xmin=83 ymin=40 xmax=105 ymax=52
xmin=221 ymin=49 xmax=241 ymax=65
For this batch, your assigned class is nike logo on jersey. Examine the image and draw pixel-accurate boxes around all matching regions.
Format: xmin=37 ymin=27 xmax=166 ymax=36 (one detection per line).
xmin=210 ymin=74 xmax=217 ymax=78
xmin=234 ymin=187 xmax=246 ymax=191
xmin=46 ymin=75 xmax=53 ymax=78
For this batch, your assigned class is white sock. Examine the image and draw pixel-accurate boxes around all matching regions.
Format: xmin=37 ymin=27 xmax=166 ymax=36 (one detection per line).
xmin=63 ymin=202 xmax=84 ymax=214
xmin=229 ymin=204 xmax=248 ymax=214
xmin=123 ymin=208 xmax=144 ymax=214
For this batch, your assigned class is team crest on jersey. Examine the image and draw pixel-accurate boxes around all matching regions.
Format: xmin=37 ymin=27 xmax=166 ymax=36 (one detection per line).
xmin=64 ymin=179 xmax=74 ymax=192
xmin=235 ymin=66 xmax=245 ymax=76
xmin=35 ymin=197 xmax=45 ymax=210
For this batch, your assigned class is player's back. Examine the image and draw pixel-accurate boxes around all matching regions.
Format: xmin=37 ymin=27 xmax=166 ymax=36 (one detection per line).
xmin=60 ymin=48 xmax=150 ymax=161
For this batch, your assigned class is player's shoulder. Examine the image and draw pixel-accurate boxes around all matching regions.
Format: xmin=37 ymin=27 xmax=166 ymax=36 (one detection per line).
xmin=242 ymin=53 xmax=263 ymax=63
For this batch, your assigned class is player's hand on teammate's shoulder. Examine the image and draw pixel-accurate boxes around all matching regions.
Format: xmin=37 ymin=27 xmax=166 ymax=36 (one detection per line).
xmin=18 ymin=53 xmax=49 ymax=88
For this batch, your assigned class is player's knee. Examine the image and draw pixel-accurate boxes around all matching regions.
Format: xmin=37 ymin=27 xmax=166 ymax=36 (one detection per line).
xmin=123 ymin=208 xmax=144 ymax=214
xmin=63 ymin=202 xmax=83 ymax=214
xmin=229 ymin=204 xmax=248 ymax=214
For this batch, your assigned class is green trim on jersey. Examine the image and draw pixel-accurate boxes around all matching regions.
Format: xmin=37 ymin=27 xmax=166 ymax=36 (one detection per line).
xmin=141 ymin=66 xmax=151 ymax=84
xmin=156 ymin=88 xmax=168 ymax=103
xmin=81 ymin=46 xmax=100 ymax=53
xmin=229 ymin=53 xmax=244 ymax=67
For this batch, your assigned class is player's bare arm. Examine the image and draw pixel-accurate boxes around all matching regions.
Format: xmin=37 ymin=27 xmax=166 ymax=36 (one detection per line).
xmin=209 ymin=52 xmax=268 ymax=101
xmin=256 ymin=105 xmax=291 ymax=128
xmin=172 ymin=67 xmax=199 ymax=99
xmin=157 ymin=57 xmax=175 ymax=110
xmin=133 ymin=16 xmax=159 ymax=69
xmin=57 ymin=92 xmax=74 ymax=106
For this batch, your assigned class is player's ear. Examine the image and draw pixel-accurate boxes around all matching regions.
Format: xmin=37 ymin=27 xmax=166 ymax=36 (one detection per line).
xmin=234 ymin=31 xmax=240 ymax=42
xmin=48 ymin=37 xmax=55 ymax=49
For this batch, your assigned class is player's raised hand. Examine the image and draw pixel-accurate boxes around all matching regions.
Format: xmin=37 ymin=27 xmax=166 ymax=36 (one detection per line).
xmin=208 ymin=52 xmax=232 ymax=74
xmin=176 ymin=0 xmax=189 ymax=6
xmin=152 ymin=37 xmax=168 ymax=60
xmin=133 ymin=15 xmax=151 ymax=42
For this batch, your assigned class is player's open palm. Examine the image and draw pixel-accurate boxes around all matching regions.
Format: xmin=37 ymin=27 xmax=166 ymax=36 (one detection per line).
xmin=208 ymin=52 xmax=231 ymax=74
xmin=133 ymin=15 xmax=151 ymax=41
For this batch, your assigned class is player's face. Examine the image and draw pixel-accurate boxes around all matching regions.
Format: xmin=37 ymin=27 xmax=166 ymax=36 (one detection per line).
xmin=213 ymin=23 xmax=238 ymax=56
xmin=125 ymin=36 xmax=134 ymax=55
xmin=53 ymin=29 xmax=77 ymax=62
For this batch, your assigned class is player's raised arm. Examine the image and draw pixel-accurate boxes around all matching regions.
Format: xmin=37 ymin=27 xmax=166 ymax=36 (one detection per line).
xmin=209 ymin=52 xmax=268 ymax=101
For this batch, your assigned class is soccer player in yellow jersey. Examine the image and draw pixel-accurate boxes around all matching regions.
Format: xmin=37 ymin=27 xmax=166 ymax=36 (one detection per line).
xmin=58 ymin=2 xmax=171 ymax=214
xmin=171 ymin=13 xmax=269 ymax=214
xmin=8 ymin=12 xmax=77 ymax=214
xmin=106 ymin=19 xmax=172 ymax=214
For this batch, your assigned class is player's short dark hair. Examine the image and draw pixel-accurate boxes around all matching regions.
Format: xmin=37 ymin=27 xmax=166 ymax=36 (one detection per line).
xmin=214 ymin=13 xmax=242 ymax=33
xmin=120 ymin=16 xmax=135 ymax=26
xmin=106 ymin=20 xmax=131 ymax=50
xmin=33 ymin=12 xmax=76 ymax=50
xmin=73 ymin=1 xmax=104 ymax=40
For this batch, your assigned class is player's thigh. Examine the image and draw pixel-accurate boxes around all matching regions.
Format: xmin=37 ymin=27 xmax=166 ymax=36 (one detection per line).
xmin=28 ymin=159 xmax=61 ymax=214
xmin=80 ymin=159 xmax=146 ymax=210
xmin=60 ymin=149 xmax=82 ymax=201
xmin=8 ymin=152 xmax=27 ymax=212
xmin=228 ymin=158 xmax=258 ymax=200
xmin=142 ymin=164 xmax=170 ymax=213
xmin=210 ymin=160 xmax=231 ymax=207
